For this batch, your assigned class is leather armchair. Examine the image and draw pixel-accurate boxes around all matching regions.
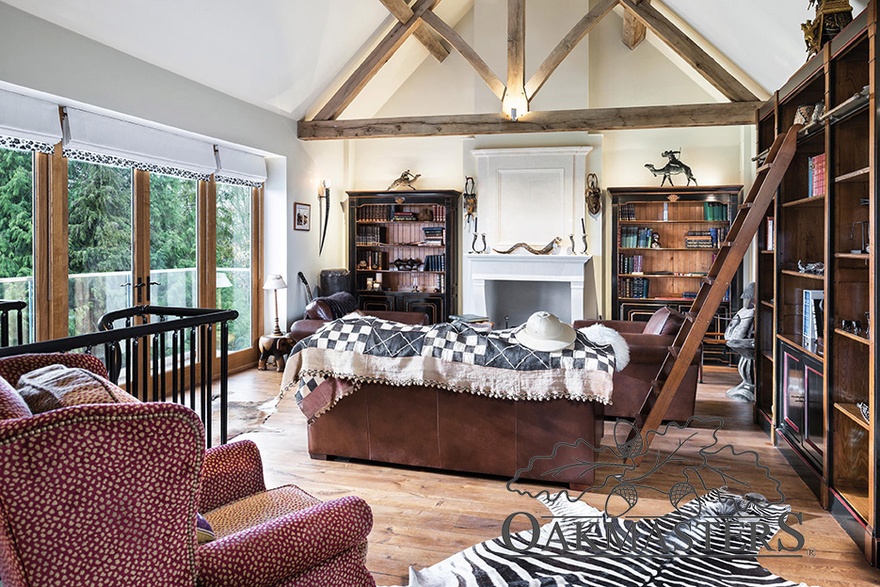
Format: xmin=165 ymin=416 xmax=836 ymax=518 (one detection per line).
xmin=574 ymin=308 xmax=699 ymax=422
xmin=0 ymin=356 xmax=375 ymax=587
xmin=289 ymin=293 xmax=430 ymax=344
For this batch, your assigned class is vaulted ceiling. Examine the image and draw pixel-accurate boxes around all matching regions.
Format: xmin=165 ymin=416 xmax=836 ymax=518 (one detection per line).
xmin=0 ymin=0 xmax=869 ymax=122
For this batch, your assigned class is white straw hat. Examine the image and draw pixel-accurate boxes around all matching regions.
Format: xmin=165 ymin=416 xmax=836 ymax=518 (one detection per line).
xmin=514 ymin=311 xmax=577 ymax=352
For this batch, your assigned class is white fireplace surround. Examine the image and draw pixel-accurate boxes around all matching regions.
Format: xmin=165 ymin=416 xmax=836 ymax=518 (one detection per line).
xmin=462 ymin=146 xmax=596 ymax=322
xmin=466 ymin=254 xmax=591 ymax=323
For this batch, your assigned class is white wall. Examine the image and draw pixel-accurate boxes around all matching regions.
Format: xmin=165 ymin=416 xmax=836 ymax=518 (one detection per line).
xmin=0 ymin=1 xmax=344 ymax=331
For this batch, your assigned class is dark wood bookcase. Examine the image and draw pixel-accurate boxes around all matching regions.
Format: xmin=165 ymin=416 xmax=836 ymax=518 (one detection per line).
xmin=609 ymin=185 xmax=743 ymax=367
xmin=754 ymin=4 xmax=878 ymax=565
xmin=346 ymin=190 xmax=459 ymax=324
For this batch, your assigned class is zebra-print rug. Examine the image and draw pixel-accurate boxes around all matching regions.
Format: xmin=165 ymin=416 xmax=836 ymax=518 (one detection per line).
xmin=399 ymin=489 xmax=816 ymax=587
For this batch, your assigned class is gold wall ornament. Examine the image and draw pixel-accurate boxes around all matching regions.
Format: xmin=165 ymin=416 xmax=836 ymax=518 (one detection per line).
xmin=586 ymin=173 xmax=602 ymax=215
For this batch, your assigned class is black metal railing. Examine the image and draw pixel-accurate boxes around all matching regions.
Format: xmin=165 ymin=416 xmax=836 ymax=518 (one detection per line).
xmin=0 ymin=300 xmax=26 ymax=347
xmin=0 ymin=305 xmax=238 ymax=446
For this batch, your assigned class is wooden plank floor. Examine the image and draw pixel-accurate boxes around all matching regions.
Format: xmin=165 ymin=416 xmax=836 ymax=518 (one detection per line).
xmin=228 ymin=366 xmax=880 ymax=586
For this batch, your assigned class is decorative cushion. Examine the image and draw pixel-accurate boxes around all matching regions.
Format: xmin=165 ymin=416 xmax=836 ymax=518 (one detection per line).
xmin=203 ymin=485 xmax=322 ymax=540
xmin=196 ymin=513 xmax=216 ymax=544
xmin=17 ymin=364 xmax=140 ymax=414
xmin=305 ymin=291 xmax=359 ymax=321
xmin=642 ymin=306 xmax=684 ymax=336
xmin=0 ymin=375 xmax=31 ymax=420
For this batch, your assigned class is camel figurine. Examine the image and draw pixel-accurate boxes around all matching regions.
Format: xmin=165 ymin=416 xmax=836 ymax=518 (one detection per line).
xmin=387 ymin=169 xmax=421 ymax=190
xmin=645 ymin=150 xmax=698 ymax=187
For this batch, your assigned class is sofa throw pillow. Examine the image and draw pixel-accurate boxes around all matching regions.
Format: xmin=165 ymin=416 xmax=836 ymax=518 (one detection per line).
xmin=642 ymin=306 xmax=684 ymax=336
xmin=0 ymin=375 xmax=32 ymax=420
xmin=196 ymin=512 xmax=215 ymax=544
xmin=17 ymin=364 xmax=140 ymax=414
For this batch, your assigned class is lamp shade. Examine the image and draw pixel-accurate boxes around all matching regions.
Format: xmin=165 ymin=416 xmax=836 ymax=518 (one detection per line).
xmin=216 ymin=272 xmax=233 ymax=288
xmin=263 ymin=275 xmax=287 ymax=290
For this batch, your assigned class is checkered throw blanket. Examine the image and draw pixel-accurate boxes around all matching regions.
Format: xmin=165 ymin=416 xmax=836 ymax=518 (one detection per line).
xmin=281 ymin=315 xmax=616 ymax=422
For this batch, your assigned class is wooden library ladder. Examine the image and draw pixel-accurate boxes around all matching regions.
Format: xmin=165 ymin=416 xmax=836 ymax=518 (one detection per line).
xmin=634 ymin=123 xmax=801 ymax=452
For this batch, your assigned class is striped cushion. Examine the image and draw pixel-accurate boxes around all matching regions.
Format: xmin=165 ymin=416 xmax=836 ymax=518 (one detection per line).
xmin=17 ymin=364 xmax=140 ymax=414
xmin=0 ymin=375 xmax=31 ymax=420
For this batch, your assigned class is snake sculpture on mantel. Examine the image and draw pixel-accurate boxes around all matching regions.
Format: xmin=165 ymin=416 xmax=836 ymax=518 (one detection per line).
xmin=492 ymin=237 xmax=561 ymax=255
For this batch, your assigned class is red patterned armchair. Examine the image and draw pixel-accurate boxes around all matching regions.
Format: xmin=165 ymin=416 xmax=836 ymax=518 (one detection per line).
xmin=0 ymin=354 xmax=375 ymax=587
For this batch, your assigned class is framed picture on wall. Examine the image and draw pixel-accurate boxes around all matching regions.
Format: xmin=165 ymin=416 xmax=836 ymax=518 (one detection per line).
xmin=294 ymin=202 xmax=311 ymax=231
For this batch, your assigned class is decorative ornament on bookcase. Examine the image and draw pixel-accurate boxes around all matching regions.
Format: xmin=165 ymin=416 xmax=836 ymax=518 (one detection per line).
xmin=644 ymin=150 xmax=698 ymax=187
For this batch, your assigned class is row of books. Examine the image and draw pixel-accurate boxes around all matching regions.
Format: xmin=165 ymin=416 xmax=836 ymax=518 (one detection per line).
xmin=355 ymin=204 xmax=447 ymax=222
xmin=422 ymin=226 xmax=445 ymax=245
xmin=684 ymin=228 xmax=728 ymax=248
xmin=423 ymin=254 xmax=446 ymax=272
xmin=619 ymin=203 xmax=638 ymax=221
xmin=618 ymin=254 xmax=644 ymax=274
xmin=619 ymin=226 xmax=656 ymax=248
xmin=703 ymin=202 xmax=729 ymax=221
xmin=356 ymin=250 xmax=387 ymax=271
xmin=807 ymin=153 xmax=826 ymax=198
xmin=618 ymin=277 xmax=651 ymax=299
xmin=355 ymin=225 xmax=386 ymax=245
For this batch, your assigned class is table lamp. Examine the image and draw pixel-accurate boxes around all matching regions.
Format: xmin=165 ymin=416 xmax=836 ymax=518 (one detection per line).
xmin=263 ymin=274 xmax=287 ymax=336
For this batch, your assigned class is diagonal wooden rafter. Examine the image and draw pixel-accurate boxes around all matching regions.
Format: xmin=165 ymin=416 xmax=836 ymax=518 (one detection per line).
xmin=622 ymin=6 xmax=647 ymax=50
xmin=379 ymin=0 xmax=450 ymax=63
xmin=421 ymin=10 xmax=505 ymax=99
xmin=298 ymin=101 xmax=761 ymax=140
xmin=618 ymin=0 xmax=757 ymax=102
xmin=313 ymin=0 xmax=438 ymax=121
xmin=525 ymin=0 xmax=617 ymax=101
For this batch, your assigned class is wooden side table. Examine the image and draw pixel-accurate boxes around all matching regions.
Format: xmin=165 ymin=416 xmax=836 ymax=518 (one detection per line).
xmin=258 ymin=334 xmax=292 ymax=372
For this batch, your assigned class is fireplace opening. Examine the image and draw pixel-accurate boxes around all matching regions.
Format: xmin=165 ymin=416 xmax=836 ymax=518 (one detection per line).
xmin=485 ymin=280 xmax=572 ymax=328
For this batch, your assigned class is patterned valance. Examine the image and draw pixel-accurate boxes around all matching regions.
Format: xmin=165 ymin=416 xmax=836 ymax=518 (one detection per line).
xmin=63 ymin=148 xmax=211 ymax=182
xmin=215 ymin=175 xmax=263 ymax=188
xmin=0 ymin=134 xmax=56 ymax=154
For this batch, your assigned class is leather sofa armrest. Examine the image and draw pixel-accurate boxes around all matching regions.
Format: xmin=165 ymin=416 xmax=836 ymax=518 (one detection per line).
xmin=288 ymin=319 xmax=330 ymax=344
xmin=574 ymin=320 xmax=645 ymax=334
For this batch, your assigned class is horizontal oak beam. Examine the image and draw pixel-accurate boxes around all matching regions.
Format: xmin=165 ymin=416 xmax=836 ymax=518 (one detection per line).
xmin=298 ymin=101 xmax=762 ymax=140
xmin=379 ymin=0 xmax=450 ymax=62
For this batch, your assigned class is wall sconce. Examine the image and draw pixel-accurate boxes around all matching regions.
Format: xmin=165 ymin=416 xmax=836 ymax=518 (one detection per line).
xmin=502 ymin=91 xmax=529 ymax=122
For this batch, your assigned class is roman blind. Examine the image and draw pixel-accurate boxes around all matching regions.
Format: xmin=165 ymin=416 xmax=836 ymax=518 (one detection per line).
xmin=0 ymin=88 xmax=63 ymax=153
xmin=215 ymin=145 xmax=267 ymax=187
xmin=62 ymin=107 xmax=217 ymax=180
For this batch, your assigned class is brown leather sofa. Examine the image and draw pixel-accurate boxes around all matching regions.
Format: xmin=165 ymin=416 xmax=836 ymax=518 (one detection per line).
xmin=288 ymin=292 xmax=430 ymax=344
xmin=573 ymin=307 xmax=699 ymax=422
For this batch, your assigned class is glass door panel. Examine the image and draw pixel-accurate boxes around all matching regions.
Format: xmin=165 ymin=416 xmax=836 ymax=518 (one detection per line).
xmin=67 ymin=160 xmax=133 ymax=335
xmin=0 ymin=146 xmax=34 ymax=344
xmin=149 ymin=173 xmax=197 ymax=307
xmin=216 ymin=182 xmax=251 ymax=352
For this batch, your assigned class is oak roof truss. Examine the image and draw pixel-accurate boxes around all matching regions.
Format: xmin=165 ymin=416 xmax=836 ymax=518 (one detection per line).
xmin=298 ymin=0 xmax=761 ymax=140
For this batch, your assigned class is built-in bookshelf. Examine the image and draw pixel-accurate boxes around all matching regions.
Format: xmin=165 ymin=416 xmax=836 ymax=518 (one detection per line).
xmin=754 ymin=4 xmax=877 ymax=565
xmin=609 ymin=186 xmax=743 ymax=366
xmin=347 ymin=190 xmax=459 ymax=324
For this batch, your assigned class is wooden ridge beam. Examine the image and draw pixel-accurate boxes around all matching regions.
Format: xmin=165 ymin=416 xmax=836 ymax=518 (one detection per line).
xmin=298 ymin=101 xmax=761 ymax=140
xmin=421 ymin=10 xmax=505 ymax=99
xmin=379 ymin=0 xmax=450 ymax=63
xmin=525 ymin=0 xmax=617 ymax=100
xmin=623 ymin=6 xmax=647 ymax=50
xmin=313 ymin=0 xmax=437 ymax=121
xmin=618 ymin=0 xmax=757 ymax=102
